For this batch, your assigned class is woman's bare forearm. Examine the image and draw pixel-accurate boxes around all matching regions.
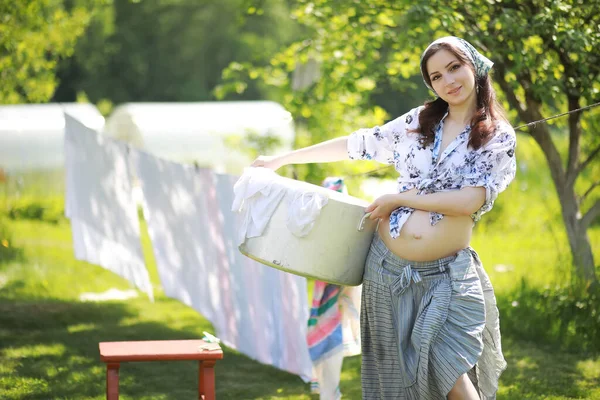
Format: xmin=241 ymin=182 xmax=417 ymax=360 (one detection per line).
xmin=396 ymin=187 xmax=486 ymax=216
xmin=279 ymin=136 xmax=349 ymax=165
xmin=252 ymin=136 xmax=349 ymax=170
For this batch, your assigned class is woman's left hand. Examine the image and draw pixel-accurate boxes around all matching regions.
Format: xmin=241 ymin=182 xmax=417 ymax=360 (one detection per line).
xmin=365 ymin=194 xmax=401 ymax=220
xmin=365 ymin=190 xmax=418 ymax=220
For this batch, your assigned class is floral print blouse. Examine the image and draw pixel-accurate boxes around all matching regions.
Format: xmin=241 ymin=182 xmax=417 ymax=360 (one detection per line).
xmin=347 ymin=106 xmax=517 ymax=239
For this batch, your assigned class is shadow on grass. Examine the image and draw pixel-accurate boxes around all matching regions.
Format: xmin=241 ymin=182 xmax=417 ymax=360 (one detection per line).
xmin=0 ymin=289 xmax=315 ymax=400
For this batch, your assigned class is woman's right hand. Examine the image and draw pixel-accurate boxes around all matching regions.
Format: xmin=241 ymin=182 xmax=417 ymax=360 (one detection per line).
xmin=251 ymin=155 xmax=285 ymax=171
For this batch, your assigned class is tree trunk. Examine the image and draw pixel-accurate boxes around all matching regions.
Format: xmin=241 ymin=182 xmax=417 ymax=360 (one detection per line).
xmin=572 ymin=226 xmax=597 ymax=284
xmin=494 ymin=61 xmax=598 ymax=285
xmin=560 ymin=193 xmax=599 ymax=285
xmin=537 ymin=139 xmax=598 ymax=288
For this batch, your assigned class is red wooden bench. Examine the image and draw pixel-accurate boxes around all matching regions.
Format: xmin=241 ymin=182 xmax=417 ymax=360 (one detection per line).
xmin=99 ymin=340 xmax=224 ymax=400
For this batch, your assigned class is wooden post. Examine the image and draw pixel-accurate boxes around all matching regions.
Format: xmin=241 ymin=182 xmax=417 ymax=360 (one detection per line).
xmin=198 ymin=359 xmax=217 ymax=400
xmin=106 ymin=362 xmax=120 ymax=400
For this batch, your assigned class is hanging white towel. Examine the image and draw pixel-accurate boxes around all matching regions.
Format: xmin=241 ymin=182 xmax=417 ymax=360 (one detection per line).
xmin=64 ymin=113 xmax=153 ymax=300
xmin=312 ymin=352 xmax=344 ymax=400
xmin=130 ymin=150 xmax=222 ymax=323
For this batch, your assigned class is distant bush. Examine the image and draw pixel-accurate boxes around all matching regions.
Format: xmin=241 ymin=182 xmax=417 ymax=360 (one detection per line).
xmin=4 ymin=196 xmax=65 ymax=224
xmin=499 ymin=279 xmax=600 ymax=353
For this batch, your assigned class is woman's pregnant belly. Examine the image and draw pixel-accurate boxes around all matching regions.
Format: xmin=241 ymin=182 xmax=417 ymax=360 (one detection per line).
xmin=377 ymin=209 xmax=474 ymax=261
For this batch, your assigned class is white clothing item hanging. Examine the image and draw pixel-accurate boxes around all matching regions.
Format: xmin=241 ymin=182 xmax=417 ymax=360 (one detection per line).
xmin=64 ymin=113 xmax=153 ymax=300
xmin=130 ymin=150 xmax=222 ymax=322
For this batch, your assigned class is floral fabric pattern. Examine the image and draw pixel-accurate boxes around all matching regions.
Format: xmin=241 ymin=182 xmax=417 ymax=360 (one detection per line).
xmin=347 ymin=106 xmax=517 ymax=239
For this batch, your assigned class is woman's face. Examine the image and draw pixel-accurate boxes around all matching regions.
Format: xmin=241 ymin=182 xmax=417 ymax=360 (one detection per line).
xmin=426 ymin=49 xmax=476 ymax=107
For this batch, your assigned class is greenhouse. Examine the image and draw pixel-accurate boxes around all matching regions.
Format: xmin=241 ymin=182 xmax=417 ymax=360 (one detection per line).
xmin=104 ymin=101 xmax=295 ymax=173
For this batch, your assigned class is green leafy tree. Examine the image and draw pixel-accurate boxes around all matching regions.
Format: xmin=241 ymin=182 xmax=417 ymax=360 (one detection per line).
xmin=54 ymin=0 xmax=299 ymax=104
xmin=0 ymin=0 xmax=92 ymax=103
xmin=219 ymin=0 xmax=600 ymax=285
xmin=217 ymin=1 xmax=429 ymax=188
xmin=52 ymin=0 xmax=116 ymax=103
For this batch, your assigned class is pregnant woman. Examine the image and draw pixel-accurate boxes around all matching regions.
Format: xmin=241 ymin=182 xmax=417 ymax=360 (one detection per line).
xmin=252 ymin=36 xmax=516 ymax=400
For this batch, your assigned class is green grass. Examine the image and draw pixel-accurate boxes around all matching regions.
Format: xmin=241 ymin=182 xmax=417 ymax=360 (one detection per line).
xmin=0 ymin=219 xmax=598 ymax=399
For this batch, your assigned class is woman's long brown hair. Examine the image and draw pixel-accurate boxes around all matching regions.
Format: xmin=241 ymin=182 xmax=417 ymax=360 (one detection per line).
xmin=413 ymin=42 xmax=506 ymax=150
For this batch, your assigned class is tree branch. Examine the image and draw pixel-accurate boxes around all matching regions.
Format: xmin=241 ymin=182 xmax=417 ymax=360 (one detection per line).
xmin=540 ymin=29 xmax=585 ymax=191
xmin=495 ymin=62 xmax=568 ymax=193
xmin=575 ymin=143 xmax=600 ymax=177
xmin=582 ymin=199 xmax=600 ymax=230
xmin=580 ymin=181 xmax=600 ymax=204
xmin=565 ymin=95 xmax=581 ymax=188
xmin=493 ymin=61 xmax=526 ymax=114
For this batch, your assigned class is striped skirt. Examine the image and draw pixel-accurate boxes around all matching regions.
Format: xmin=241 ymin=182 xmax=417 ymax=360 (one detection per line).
xmin=361 ymin=234 xmax=506 ymax=399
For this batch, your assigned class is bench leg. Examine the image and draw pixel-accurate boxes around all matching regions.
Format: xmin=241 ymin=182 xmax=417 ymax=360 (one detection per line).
xmin=106 ymin=363 xmax=120 ymax=400
xmin=198 ymin=360 xmax=217 ymax=400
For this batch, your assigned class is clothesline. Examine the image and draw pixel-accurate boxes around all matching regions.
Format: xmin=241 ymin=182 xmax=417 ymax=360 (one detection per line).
xmin=513 ymin=101 xmax=600 ymax=130
xmin=342 ymin=101 xmax=600 ymax=179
